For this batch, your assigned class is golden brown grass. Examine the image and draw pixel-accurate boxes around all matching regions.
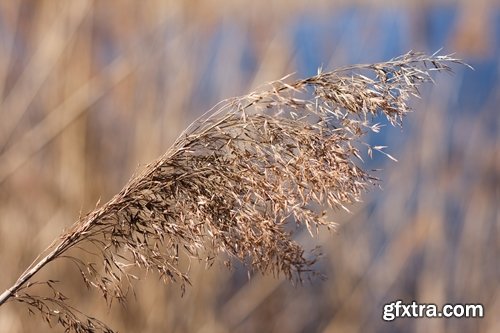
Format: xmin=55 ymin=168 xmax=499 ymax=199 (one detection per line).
xmin=0 ymin=2 xmax=498 ymax=333
xmin=0 ymin=51 xmax=466 ymax=332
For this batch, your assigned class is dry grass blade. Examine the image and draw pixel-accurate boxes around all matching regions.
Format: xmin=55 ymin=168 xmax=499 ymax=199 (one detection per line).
xmin=0 ymin=51 xmax=466 ymax=332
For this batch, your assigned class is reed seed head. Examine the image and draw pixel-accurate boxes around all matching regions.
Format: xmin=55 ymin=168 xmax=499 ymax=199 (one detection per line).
xmin=8 ymin=51 xmax=467 ymax=332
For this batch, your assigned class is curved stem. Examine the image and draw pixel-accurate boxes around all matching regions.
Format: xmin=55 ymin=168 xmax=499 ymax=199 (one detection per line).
xmin=0 ymin=241 xmax=66 ymax=306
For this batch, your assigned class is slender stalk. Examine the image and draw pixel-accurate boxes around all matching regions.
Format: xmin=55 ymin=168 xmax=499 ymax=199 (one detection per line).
xmin=0 ymin=245 xmax=62 ymax=306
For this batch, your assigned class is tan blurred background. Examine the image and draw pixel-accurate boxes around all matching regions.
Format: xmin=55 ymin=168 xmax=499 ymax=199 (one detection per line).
xmin=0 ymin=1 xmax=498 ymax=332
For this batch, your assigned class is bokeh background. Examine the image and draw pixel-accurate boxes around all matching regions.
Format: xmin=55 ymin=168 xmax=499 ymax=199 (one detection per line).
xmin=0 ymin=1 xmax=498 ymax=332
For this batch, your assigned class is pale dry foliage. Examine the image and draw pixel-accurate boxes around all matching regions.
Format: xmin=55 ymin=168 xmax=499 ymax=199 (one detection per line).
xmin=0 ymin=52 xmax=465 ymax=332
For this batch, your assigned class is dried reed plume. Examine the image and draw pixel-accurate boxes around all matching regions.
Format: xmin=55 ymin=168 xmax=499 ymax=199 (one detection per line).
xmin=0 ymin=51 xmax=465 ymax=332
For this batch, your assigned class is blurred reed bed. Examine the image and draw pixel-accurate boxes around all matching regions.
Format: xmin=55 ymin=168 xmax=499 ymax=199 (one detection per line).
xmin=0 ymin=1 xmax=498 ymax=332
